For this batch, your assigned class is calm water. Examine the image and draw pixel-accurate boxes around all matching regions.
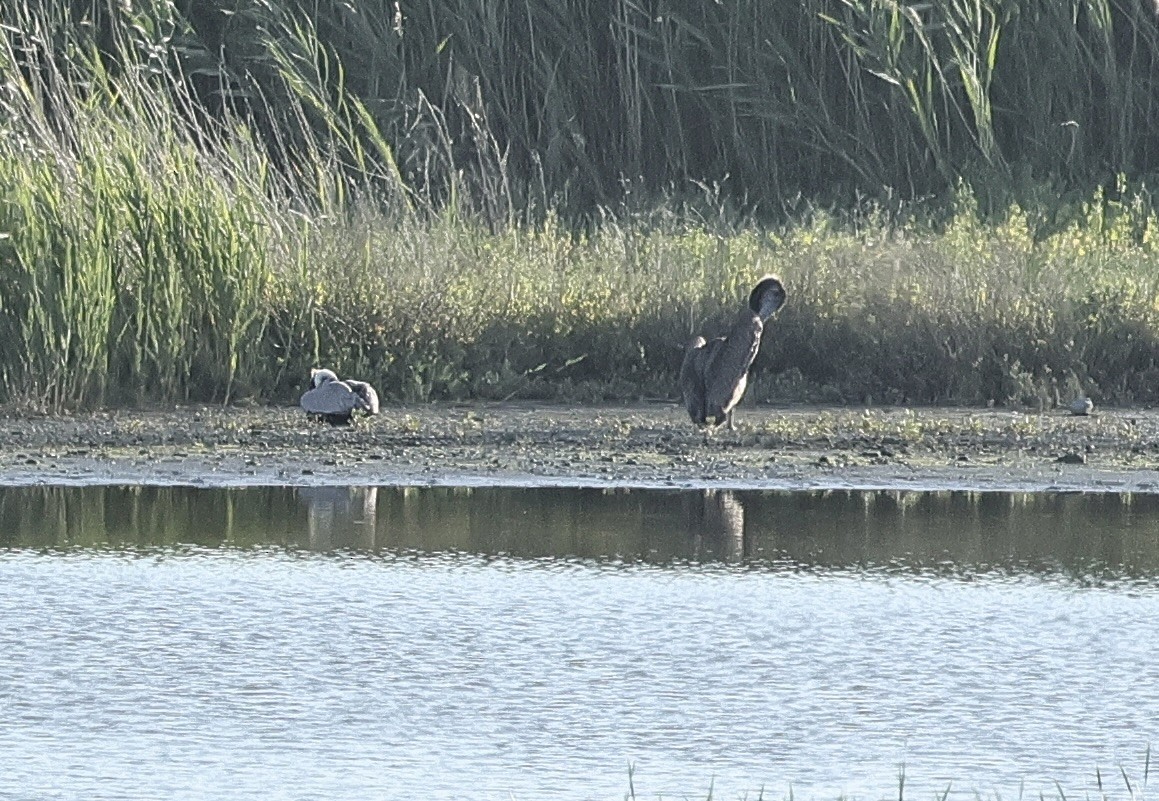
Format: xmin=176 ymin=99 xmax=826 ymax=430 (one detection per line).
xmin=1 ymin=486 xmax=1158 ymax=801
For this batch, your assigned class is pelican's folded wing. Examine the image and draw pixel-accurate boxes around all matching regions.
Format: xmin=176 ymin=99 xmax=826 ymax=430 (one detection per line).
xmin=300 ymin=380 xmax=358 ymax=415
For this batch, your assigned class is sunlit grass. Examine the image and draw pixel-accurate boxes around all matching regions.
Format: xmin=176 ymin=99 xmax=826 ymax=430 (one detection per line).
xmin=283 ymin=191 xmax=1159 ymax=410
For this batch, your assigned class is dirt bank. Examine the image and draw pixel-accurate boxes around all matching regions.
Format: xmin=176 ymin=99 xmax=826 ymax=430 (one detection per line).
xmin=2 ymin=402 xmax=1159 ymax=492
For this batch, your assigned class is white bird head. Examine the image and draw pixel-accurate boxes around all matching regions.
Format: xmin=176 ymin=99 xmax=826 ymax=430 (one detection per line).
xmin=310 ymin=368 xmax=340 ymax=388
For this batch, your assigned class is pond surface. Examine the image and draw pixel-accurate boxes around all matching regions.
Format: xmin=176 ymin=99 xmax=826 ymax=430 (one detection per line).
xmin=1 ymin=486 xmax=1158 ymax=801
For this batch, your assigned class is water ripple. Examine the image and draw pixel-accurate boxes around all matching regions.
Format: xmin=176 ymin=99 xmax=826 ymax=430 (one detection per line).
xmin=0 ymin=487 xmax=1158 ymax=800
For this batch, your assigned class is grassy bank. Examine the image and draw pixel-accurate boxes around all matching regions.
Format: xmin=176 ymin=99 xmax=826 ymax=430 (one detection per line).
xmin=4 ymin=2 xmax=1159 ymax=411
xmin=9 ymin=176 xmax=1159 ymax=411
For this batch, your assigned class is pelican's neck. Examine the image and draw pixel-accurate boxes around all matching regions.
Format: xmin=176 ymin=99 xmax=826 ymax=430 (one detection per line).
xmin=756 ymin=294 xmax=780 ymax=320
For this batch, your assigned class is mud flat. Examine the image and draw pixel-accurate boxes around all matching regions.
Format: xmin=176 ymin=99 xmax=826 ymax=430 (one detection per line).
xmin=2 ymin=402 xmax=1159 ymax=492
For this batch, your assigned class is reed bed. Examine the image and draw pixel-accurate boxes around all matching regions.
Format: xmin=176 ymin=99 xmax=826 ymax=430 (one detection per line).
xmin=145 ymin=0 xmax=1159 ymax=213
xmin=4 ymin=0 xmax=1159 ymax=410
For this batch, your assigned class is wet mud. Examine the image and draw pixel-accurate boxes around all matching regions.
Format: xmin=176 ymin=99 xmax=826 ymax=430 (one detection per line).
xmin=3 ymin=401 xmax=1159 ymax=492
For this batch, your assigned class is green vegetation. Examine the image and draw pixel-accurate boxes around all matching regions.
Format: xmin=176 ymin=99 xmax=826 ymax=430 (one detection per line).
xmin=58 ymin=0 xmax=1159 ymax=212
xmin=3 ymin=0 xmax=1159 ymax=410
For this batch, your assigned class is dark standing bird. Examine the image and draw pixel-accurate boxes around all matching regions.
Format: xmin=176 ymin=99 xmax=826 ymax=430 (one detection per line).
xmin=300 ymin=368 xmax=380 ymax=425
xmin=680 ymin=276 xmax=787 ymax=430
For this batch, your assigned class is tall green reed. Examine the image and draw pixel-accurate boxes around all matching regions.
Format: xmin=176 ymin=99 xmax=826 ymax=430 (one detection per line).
xmin=0 ymin=0 xmax=295 ymax=406
xmin=159 ymin=0 xmax=1159 ymax=215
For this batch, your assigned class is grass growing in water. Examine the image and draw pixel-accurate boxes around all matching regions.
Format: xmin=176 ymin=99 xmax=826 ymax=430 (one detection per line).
xmin=621 ymin=751 xmax=1152 ymax=801
xmin=4 ymin=2 xmax=1159 ymax=411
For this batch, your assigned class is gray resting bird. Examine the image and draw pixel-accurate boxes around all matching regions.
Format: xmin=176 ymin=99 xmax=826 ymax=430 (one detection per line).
xmin=1068 ymin=396 xmax=1094 ymax=416
xmin=300 ymin=368 xmax=380 ymax=425
xmin=680 ymin=275 xmax=787 ymax=430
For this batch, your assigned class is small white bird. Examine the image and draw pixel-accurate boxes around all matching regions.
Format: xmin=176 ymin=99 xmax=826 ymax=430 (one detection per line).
xmin=1068 ymin=396 xmax=1094 ymax=416
xmin=300 ymin=368 xmax=380 ymax=425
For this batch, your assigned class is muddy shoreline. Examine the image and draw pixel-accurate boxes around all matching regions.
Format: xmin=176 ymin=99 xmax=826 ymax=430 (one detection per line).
xmin=3 ymin=401 xmax=1159 ymax=492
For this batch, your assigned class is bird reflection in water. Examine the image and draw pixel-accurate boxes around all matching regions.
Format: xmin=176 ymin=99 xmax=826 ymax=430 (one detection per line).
xmin=683 ymin=489 xmax=748 ymax=562
xmin=296 ymin=486 xmax=379 ymax=551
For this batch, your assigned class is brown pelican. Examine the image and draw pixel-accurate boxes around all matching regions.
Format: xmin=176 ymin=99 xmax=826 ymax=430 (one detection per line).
xmin=680 ymin=275 xmax=787 ymax=429
xmin=300 ymin=368 xmax=380 ymax=425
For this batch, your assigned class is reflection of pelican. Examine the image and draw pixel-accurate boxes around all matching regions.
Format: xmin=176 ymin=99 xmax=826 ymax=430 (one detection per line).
xmin=297 ymin=486 xmax=379 ymax=550
xmin=680 ymin=276 xmax=787 ymax=430
xmin=685 ymin=490 xmax=746 ymax=561
xmin=300 ymin=368 xmax=380 ymax=425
